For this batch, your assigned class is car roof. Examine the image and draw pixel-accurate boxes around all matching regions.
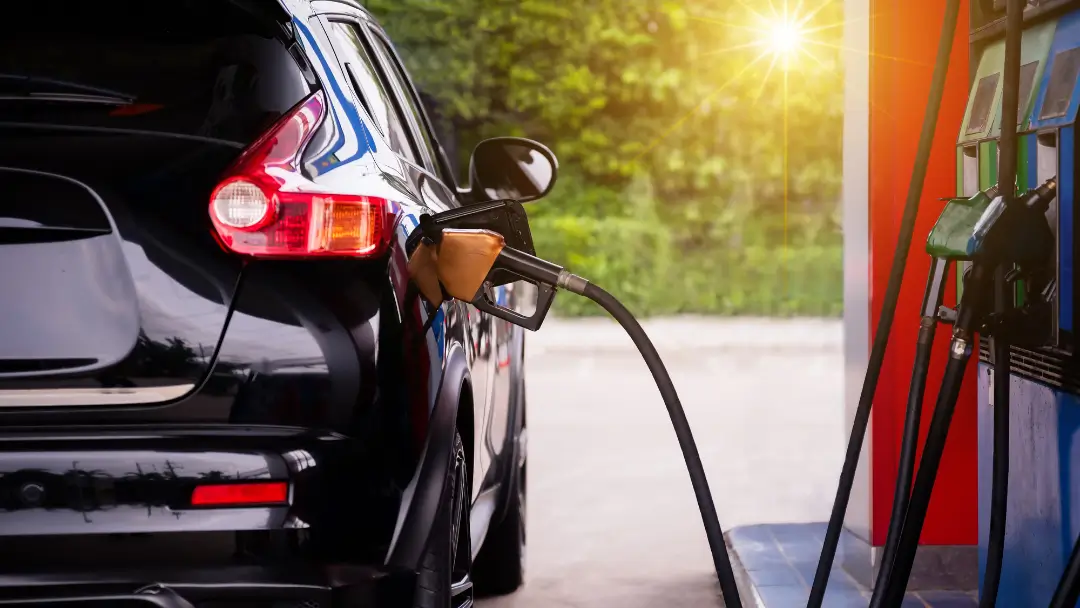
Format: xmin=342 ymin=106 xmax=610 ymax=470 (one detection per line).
xmin=280 ymin=0 xmax=371 ymax=17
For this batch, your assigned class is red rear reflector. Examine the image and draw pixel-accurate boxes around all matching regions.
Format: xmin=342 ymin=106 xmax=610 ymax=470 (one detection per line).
xmin=190 ymin=482 xmax=289 ymax=507
xmin=209 ymin=90 xmax=396 ymax=259
xmin=109 ymin=103 xmax=165 ymax=117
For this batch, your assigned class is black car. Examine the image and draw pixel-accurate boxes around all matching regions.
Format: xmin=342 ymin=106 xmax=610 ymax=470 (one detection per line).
xmin=0 ymin=1 xmax=558 ymax=606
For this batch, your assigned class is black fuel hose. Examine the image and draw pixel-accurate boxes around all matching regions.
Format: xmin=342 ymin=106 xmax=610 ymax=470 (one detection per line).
xmin=806 ymin=1 xmax=961 ymax=604
xmin=579 ymin=280 xmax=743 ymax=608
xmin=487 ymin=245 xmax=743 ymax=605
xmin=878 ymin=336 xmax=973 ymax=606
xmin=982 ymin=0 xmax=1025 ymax=602
xmin=1048 ymin=533 xmax=1080 ymax=608
xmin=868 ymin=257 xmax=951 ymax=608
xmin=877 ymin=263 xmax=992 ymax=606
xmin=983 ymin=275 xmax=1012 ymax=608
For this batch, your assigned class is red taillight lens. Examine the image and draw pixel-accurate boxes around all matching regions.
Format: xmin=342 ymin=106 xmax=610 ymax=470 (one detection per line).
xmin=190 ymin=482 xmax=289 ymax=507
xmin=209 ymin=90 xmax=395 ymax=258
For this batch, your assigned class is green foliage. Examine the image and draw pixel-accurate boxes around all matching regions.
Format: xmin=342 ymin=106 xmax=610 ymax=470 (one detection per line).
xmin=368 ymin=0 xmax=845 ymax=316
xmin=530 ymin=209 xmax=842 ymax=317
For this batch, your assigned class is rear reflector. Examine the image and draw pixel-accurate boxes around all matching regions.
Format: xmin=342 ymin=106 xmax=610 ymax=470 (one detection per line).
xmin=190 ymin=482 xmax=289 ymax=507
xmin=109 ymin=103 xmax=165 ymax=117
xmin=209 ymin=89 xmax=395 ymax=258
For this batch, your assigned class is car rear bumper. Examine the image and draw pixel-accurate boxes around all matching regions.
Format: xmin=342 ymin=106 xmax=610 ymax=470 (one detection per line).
xmin=0 ymin=424 xmax=397 ymax=537
xmin=0 ymin=425 xmax=413 ymax=605
xmin=0 ymin=564 xmax=415 ymax=607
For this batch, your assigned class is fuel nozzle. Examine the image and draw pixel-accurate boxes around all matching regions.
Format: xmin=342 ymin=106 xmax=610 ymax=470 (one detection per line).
xmin=972 ymin=176 xmax=1060 ymax=347
xmin=465 ymin=246 xmax=590 ymax=330
xmin=926 ymin=184 xmax=1003 ymax=260
xmin=966 ymin=175 xmax=1057 ymax=266
xmin=1021 ymin=177 xmax=1057 ymax=212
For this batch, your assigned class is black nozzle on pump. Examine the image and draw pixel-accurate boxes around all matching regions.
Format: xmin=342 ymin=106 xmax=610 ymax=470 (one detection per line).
xmin=980 ymin=179 xmax=1057 ymax=269
xmin=1023 ymin=177 xmax=1058 ymax=212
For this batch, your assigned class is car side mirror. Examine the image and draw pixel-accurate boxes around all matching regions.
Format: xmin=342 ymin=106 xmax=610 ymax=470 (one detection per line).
xmin=468 ymin=137 xmax=558 ymax=204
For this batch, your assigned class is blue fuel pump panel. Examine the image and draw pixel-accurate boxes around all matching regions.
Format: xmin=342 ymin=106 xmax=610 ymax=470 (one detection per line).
xmin=1029 ymin=12 xmax=1080 ymax=344
xmin=973 ymin=8 xmax=1080 ymax=608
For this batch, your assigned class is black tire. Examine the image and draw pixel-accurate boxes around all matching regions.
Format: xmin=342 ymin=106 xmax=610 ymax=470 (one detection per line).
xmin=414 ymin=433 xmax=473 ymax=608
xmin=472 ymin=410 xmax=526 ymax=597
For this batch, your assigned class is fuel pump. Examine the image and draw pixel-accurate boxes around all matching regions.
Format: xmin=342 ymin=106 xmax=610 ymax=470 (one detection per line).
xmin=866 ymin=1 xmax=1061 ymax=602
xmin=808 ymin=0 xmax=1080 ymax=604
xmin=867 ymin=0 xmax=1080 ymax=602
xmin=872 ymin=175 xmax=1057 ymax=607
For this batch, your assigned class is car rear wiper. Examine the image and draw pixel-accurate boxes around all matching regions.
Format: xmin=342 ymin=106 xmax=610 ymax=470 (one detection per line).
xmin=0 ymin=74 xmax=135 ymax=104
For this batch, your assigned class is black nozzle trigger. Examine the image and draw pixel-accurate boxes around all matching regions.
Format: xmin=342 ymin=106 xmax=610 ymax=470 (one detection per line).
xmin=471 ymin=280 xmax=557 ymax=332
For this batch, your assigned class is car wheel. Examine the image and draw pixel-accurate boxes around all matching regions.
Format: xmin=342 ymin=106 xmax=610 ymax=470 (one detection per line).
xmin=414 ymin=432 xmax=473 ymax=608
xmin=472 ymin=403 xmax=526 ymax=596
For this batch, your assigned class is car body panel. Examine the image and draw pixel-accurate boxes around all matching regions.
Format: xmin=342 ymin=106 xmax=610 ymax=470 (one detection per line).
xmin=0 ymin=1 xmax=529 ymax=603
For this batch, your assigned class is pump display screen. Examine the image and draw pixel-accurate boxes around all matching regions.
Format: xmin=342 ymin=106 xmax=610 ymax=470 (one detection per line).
xmin=967 ymin=73 xmax=999 ymax=134
xmin=1039 ymin=47 xmax=1080 ymax=119
xmin=1017 ymin=61 xmax=1039 ymax=124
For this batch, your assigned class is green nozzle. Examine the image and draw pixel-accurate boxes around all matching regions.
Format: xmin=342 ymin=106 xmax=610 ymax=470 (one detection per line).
xmin=926 ymin=185 xmax=1001 ymax=260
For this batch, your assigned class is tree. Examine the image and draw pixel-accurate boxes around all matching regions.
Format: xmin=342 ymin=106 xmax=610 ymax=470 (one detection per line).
xmin=370 ymin=0 xmax=842 ymax=209
xmin=369 ymin=0 xmax=846 ymax=315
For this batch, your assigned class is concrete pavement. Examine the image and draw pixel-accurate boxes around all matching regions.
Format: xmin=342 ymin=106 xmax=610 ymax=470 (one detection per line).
xmin=478 ymin=316 xmax=845 ymax=608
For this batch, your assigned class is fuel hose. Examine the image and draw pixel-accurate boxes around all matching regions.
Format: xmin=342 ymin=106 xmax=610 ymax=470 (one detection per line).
xmin=581 ymin=281 xmax=743 ymax=607
xmin=877 ymin=262 xmax=994 ymax=605
xmin=488 ymin=247 xmax=744 ymax=607
xmin=981 ymin=0 xmax=1027 ymax=603
xmin=1049 ymin=534 xmax=1080 ymax=608
xmin=806 ymin=0 xmax=961 ymax=604
xmin=866 ymin=257 xmax=951 ymax=608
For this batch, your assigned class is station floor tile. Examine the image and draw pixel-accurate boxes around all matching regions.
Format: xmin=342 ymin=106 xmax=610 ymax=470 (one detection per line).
xmin=727 ymin=523 xmax=979 ymax=608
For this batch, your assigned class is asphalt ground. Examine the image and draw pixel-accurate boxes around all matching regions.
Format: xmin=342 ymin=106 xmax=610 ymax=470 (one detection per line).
xmin=477 ymin=317 xmax=844 ymax=608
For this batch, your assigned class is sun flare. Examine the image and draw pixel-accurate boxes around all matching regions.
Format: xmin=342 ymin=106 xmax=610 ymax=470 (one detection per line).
xmin=637 ymin=0 xmax=848 ymax=299
xmin=767 ymin=19 xmax=804 ymax=56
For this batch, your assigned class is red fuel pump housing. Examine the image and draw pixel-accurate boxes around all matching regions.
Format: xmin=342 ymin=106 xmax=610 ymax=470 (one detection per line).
xmin=859 ymin=0 xmax=978 ymax=550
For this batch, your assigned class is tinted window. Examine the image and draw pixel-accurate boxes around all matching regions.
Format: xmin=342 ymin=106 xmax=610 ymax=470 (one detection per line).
xmin=368 ymin=35 xmax=442 ymax=173
xmin=967 ymin=73 xmax=999 ymax=134
xmin=0 ymin=1 xmax=312 ymax=145
xmin=1040 ymin=47 xmax=1080 ymax=120
xmin=327 ymin=22 xmax=420 ymax=164
xmin=1017 ymin=61 xmax=1039 ymax=124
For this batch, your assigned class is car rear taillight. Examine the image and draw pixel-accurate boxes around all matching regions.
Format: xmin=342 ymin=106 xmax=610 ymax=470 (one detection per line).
xmin=209 ymin=90 xmax=395 ymax=258
xmin=190 ymin=482 xmax=289 ymax=507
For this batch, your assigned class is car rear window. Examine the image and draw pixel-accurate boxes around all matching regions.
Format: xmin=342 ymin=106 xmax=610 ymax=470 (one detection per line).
xmin=0 ymin=1 xmax=314 ymax=145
